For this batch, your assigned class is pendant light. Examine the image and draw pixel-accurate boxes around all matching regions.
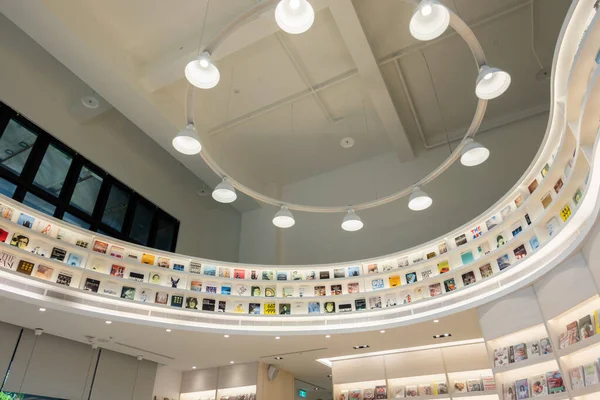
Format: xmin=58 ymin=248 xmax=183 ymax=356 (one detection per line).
xmin=273 ymin=206 xmax=295 ymax=228
xmin=475 ymin=65 xmax=511 ymax=100
xmin=461 ymin=139 xmax=490 ymax=167
xmin=172 ymin=124 xmax=202 ymax=155
xmin=409 ymin=0 xmax=450 ymax=41
xmin=185 ymin=52 xmax=220 ymax=89
xmin=275 ymin=0 xmax=315 ymax=34
xmin=341 ymin=209 xmax=363 ymax=232
xmin=212 ymin=178 xmax=237 ymax=203
xmin=408 ymin=187 xmax=433 ymax=211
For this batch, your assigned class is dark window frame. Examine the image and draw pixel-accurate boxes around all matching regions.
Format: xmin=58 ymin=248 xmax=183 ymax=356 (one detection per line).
xmin=0 ymin=101 xmax=180 ymax=252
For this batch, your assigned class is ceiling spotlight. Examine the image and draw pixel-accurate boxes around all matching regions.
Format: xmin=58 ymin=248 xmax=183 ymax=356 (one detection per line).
xmin=185 ymin=51 xmax=220 ymax=89
xmin=212 ymin=178 xmax=237 ymax=204
xmin=166 ymin=329 xmax=172 ymax=332
xmin=274 ymin=356 xmax=284 ymax=360
xmin=327 ymin=374 xmax=332 ymax=378
xmin=105 ymin=321 xmax=112 ymax=325
xmin=461 ymin=139 xmax=490 ymax=167
xmin=475 ymin=65 xmax=511 ymax=100
xmin=192 ymin=366 xmax=197 ymax=369
xmin=353 ymin=345 xmax=370 ymax=349
xmin=275 ymin=0 xmax=315 ymax=35
xmin=342 ymin=209 xmax=363 ymax=232
xmin=433 ymin=319 xmax=439 ymax=323
xmin=408 ymin=187 xmax=433 ymax=211
xmin=275 ymin=336 xmax=281 ymax=340
xmin=224 ymin=334 xmax=230 ymax=338
xmin=230 ymin=361 xmax=235 ymax=364
xmin=172 ymin=124 xmax=201 ymax=155
xmin=38 ymin=308 xmax=46 ymax=312
xmin=273 ymin=206 xmax=295 ymax=228
xmin=433 ymin=333 xmax=452 ymax=339
xmin=380 ymin=330 xmax=385 ymax=334
xmin=325 ymin=335 xmax=331 ymax=339
xmin=409 ymin=0 xmax=450 ymax=41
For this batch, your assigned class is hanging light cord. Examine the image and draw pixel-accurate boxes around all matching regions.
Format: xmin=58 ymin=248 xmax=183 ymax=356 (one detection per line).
xmin=80 ymin=345 xmax=97 ymax=400
xmin=530 ymin=0 xmax=544 ymax=71
xmin=130 ymin=358 xmax=142 ymax=400
xmin=196 ymin=0 xmax=212 ymax=57
xmin=17 ymin=333 xmax=40 ymax=395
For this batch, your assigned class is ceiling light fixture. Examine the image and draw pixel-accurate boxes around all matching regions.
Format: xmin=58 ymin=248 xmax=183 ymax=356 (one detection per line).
xmin=212 ymin=178 xmax=237 ymax=203
xmin=409 ymin=0 xmax=450 ymax=41
xmin=166 ymin=329 xmax=172 ymax=332
xmin=475 ymin=65 xmax=511 ymax=100
xmin=408 ymin=187 xmax=433 ymax=211
xmin=230 ymin=361 xmax=235 ymax=364
xmin=325 ymin=335 xmax=331 ymax=339
xmin=433 ymin=333 xmax=452 ymax=339
xmin=274 ymin=356 xmax=283 ymax=360
xmin=273 ymin=206 xmax=295 ymax=228
xmin=275 ymin=336 xmax=281 ymax=340
xmin=105 ymin=321 xmax=112 ymax=325
xmin=461 ymin=139 xmax=490 ymax=167
xmin=185 ymin=52 xmax=220 ymax=89
xmin=224 ymin=334 xmax=230 ymax=338
xmin=38 ymin=308 xmax=46 ymax=312
xmin=275 ymin=0 xmax=315 ymax=35
xmin=353 ymin=345 xmax=370 ymax=349
xmin=380 ymin=330 xmax=386 ymax=334
xmin=341 ymin=209 xmax=363 ymax=232
xmin=172 ymin=124 xmax=202 ymax=155
xmin=433 ymin=319 xmax=439 ymax=323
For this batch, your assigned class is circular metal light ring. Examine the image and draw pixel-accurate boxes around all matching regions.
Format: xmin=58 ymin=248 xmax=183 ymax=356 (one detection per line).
xmin=185 ymin=0 xmax=489 ymax=213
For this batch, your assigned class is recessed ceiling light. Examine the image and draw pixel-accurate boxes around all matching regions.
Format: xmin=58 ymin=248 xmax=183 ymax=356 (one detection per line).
xmin=340 ymin=137 xmax=355 ymax=148
xmin=105 ymin=321 xmax=112 ymax=324
xmin=192 ymin=366 xmax=197 ymax=370
xmin=314 ymin=387 xmax=319 ymax=391
xmin=166 ymin=329 xmax=172 ymax=332
xmin=433 ymin=319 xmax=440 ymax=323
xmin=353 ymin=345 xmax=370 ymax=349
xmin=380 ymin=330 xmax=385 ymax=334
xmin=274 ymin=356 xmax=283 ymax=360
xmin=325 ymin=335 xmax=331 ymax=338
xmin=327 ymin=374 xmax=332 ymax=378
xmin=275 ymin=336 xmax=281 ymax=340
xmin=230 ymin=361 xmax=235 ymax=364
xmin=433 ymin=333 xmax=452 ymax=339
xmin=38 ymin=308 xmax=46 ymax=312
xmin=224 ymin=334 xmax=230 ymax=338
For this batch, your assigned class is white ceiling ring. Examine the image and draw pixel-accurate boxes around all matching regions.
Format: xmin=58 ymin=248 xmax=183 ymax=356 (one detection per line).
xmin=183 ymin=0 xmax=492 ymax=213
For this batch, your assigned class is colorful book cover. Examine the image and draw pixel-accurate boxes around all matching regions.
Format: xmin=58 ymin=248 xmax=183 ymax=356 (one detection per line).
xmin=367 ymin=264 xmax=378 ymax=274
xmin=308 ymin=302 xmax=320 ymax=314
xmin=355 ymin=298 xmax=366 ymax=311
xmin=541 ymin=192 xmax=552 ymax=209
xmin=204 ymin=265 xmax=217 ymax=276
xmin=405 ymin=271 xmax=417 ymax=284
xmin=66 ymin=253 xmax=83 ymax=267
xmin=84 ymin=278 xmax=100 ymax=293
xmin=389 ymin=275 xmax=401 ymax=287
xmin=141 ymin=253 xmax=155 ymax=265
xmin=528 ymin=179 xmax=539 ymax=194
xmin=426 ymin=251 xmax=437 ymax=259
xmin=467 ymin=379 xmax=483 ymax=392
xmin=460 ymin=251 xmax=474 ymax=265
xmin=248 ymin=303 xmax=260 ymax=314
xmin=546 ymin=371 xmax=565 ymax=394
xmin=16 ymin=260 xmax=34 ymax=276
xmin=291 ymin=270 xmax=304 ymax=280
xmin=363 ymin=388 xmax=375 ymax=399
xmin=110 ymin=245 xmax=124 ymax=259
xmin=514 ymin=244 xmax=527 ymax=260
xmin=436 ymin=381 xmax=448 ymax=394
xmin=349 ymin=389 xmax=361 ymax=399
xmin=374 ymin=385 xmax=386 ymax=399
xmin=503 ymin=382 xmax=516 ymax=400
xmin=324 ymin=301 xmax=335 ymax=313
xmin=331 ymin=284 xmax=343 ymax=295
xmin=567 ymin=320 xmax=580 ymax=344
xmin=218 ymin=267 xmax=231 ymax=278
xmin=546 ymin=217 xmax=559 ymax=237
xmin=461 ymin=271 xmax=476 ymax=286
xmin=190 ymin=280 xmax=202 ymax=292
xmin=514 ymin=379 xmax=529 ymax=399
xmin=314 ymin=285 xmax=326 ymax=296
xmin=455 ymin=234 xmax=467 ymax=247
xmin=529 ymin=236 xmax=540 ymax=251
xmin=429 ymin=282 xmax=442 ymax=297
xmin=418 ymin=384 xmax=432 ymax=396
xmin=530 ymin=374 xmax=547 ymax=397
xmin=554 ymin=177 xmax=564 ymax=193
xmin=121 ymin=286 xmax=136 ymax=300
xmin=513 ymin=343 xmax=528 ymax=362
xmin=371 ymin=279 xmax=384 ymax=290
xmin=221 ymin=285 xmax=231 ymax=295
xmin=438 ymin=241 xmax=448 ymax=254
xmin=35 ymin=265 xmax=54 ymax=280
xmin=560 ymin=204 xmax=572 ymax=222
xmin=251 ymin=286 xmax=262 ymax=296
xmin=262 ymin=270 xmax=274 ymax=280
xmin=480 ymin=263 xmax=494 ymax=278
xmin=486 ymin=215 xmax=499 ymax=231
xmin=185 ymin=297 xmax=198 ymax=310
xmin=580 ymin=315 xmax=594 ymax=339
xmin=443 ymin=278 xmax=456 ymax=292
xmin=405 ymin=386 xmax=417 ymax=397
xmin=265 ymin=286 xmax=276 ymax=297
xmin=17 ymin=213 xmax=35 ymax=228
xmin=347 ymin=266 xmax=360 ymax=277
xmin=155 ymin=292 xmax=168 ymax=305
xmin=319 ymin=270 xmax=330 ymax=279
xmin=570 ymin=366 xmax=585 ymax=390
xmin=514 ymin=194 xmax=524 ymax=208
xmin=583 ymin=363 xmax=600 ymax=386
xmin=573 ymin=188 xmax=583 ymax=205
xmin=234 ymin=269 xmax=246 ymax=279
xmin=263 ymin=303 xmax=276 ymax=315
xmin=437 ymin=260 xmax=450 ymax=274
xmin=0 ymin=204 xmax=14 ymax=220
xmin=453 ymin=381 xmax=467 ymax=393
xmin=527 ymin=340 xmax=540 ymax=358
xmin=277 ymin=271 xmax=288 ymax=280
xmin=482 ymin=375 xmax=496 ymax=391
xmin=348 ymin=282 xmax=360 ymax=293
xmin=541 ymin=163 xmax=550 ymax=177
xmin=334 ymin=268 xmax=345 ymax=278
xmin=305 ymin=270 xmax=316 ymax=280
xmin=497 ymin=254 xmax=511 ymax=270
xmin=493 ymin=347 xmax=509 ymax=367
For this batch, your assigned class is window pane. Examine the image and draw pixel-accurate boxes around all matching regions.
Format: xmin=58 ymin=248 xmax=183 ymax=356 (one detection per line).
xmin=70 ymin=166 xmax=102 ymax=214
xmin=154 ymin=215 xmax=177 ymax=251
xmin=0 ymin=119 xmax=38 ymax=175
xmin=129 ymin=200 xmax=154 ymax=245
xmin=63 ymin=212 xmax=90 ymax=229
xmin=101 ymin=185 xmax=130 ymax=231
xmin=23 ymin=192 xmax=56 ymax=216
xmin=34 ymin=144 xmax=73 ymax=196
xmin=0 ymin=176 xmax=17 ymax=197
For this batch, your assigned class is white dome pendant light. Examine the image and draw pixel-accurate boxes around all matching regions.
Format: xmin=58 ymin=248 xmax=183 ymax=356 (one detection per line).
xmin=461 ymin=139 xmax=490 ymax=167
xmin=475 ymin=65 xmax=511 ymax=100
xmin=273 ymin=206 xmax=295 ymax=228
xmin=212 ymin=178 xmax=237 ymax=203
xmin=275 ymin=0 xmax=315 ymax=35
xmin=408 ymin=187 xmax=433 ymax=211
xmin=172 ymin=124 xmax=202 ymax=155
xmin=409 ymin=0 xmax=450 ymax=41
xmin=341 ymin=209 xmax=363 ymax=232
xmin=185 ymin=52 xmax=220 ymax=89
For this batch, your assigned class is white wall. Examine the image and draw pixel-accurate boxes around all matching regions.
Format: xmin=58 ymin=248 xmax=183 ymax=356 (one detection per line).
xmin=0 ymin=15 xmax=241 ymax=262
xmin=239 ymin=112 xmax=548 ymax=265
xmin=153 ymin=365 xmax=183 ymax=400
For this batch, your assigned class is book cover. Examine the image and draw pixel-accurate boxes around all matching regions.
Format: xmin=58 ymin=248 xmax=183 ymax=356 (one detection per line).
xmin=371 ymin=279 xmax=384 ymax=290
xmin=190 ymin=280 xmax=202 ymax=292
xmin=529 ymin=236 xmax=540 ymax=251
xmin=185 ymin=297 xmax=198 ymax=309
xmin=314 ymin=285 xmax=326 ymax=296
xmin=173 ymin=263 xmax=185 ymax=272
xmin=583 ymin=363 xmax=600 ymax=386
xmin=421 ymin=268 xmax=433 ymax=280
xmin=546 ymin=217 xmax=559 ymax=237
xmin=368 ymin=296 xmax=382 ymax=309
xmin=527 ymin=340 xmax=540 ymax=358
xmin=529 ymin=179 xmax=539 ymax=194
xmin=218 ymin=301 xmax=226 ymax=312
xmin=348 ymin=266 xmax=361 ymax=277
xmin=540 ymin=337 xmax=553 ymax=354
xmin=110 ymin=245 xmax=124 ymax=259
xmin=363 ymin=388 xmax=374 ymax=399
xmin=265 ymin=286 xmax=276 ymax=297
xmin=17 ymin=213 xmax=34 ymax=228
xmin=514 ymin=379 xmax=529 ymax=399
xmin=501 ymin=205 xmax=512 ymax=220
xmin=558 ymin=332 xmax=569 ymax=349
xmin=0 ymin=251 xmax=15 ymax=270
xmin=426 ymin=251 xmax=437 ymax=259
xmin=92 ymin=240 xmax=108 ymax=254
xmin=251 ymin=286 xmax=262 ymax=296
xmin=530 ymin=374 xmax=547 ymax=397
xmin=331 ymin=284 xmax=343 ymax=295
xmin=202 ymin=298 xmax=216 ymax=312
xmin=0 ymin=204 xmax=14 ymax=220
xmin=279 ymin=303 xmax=291 ymax=315
xmin=189 ymin=262 xmax=202 ymax=275
xmin=84 ymin=278 xmax=100 ymax=293
xmin=263 ymin=303 xmax=276 ymax=315
xmin=353 ymin=298 xmax=365 ymax=311
xmin=103 ymin=282 xmax=119 ymax=297
xmin=418 ymin=384 xmax=432 ymax=396
xmin=546 ymin=371 xmax=565 ymax=394
xmin=554 ymin=177 xmax=564 ymax=193
xmin=494 ymin=347 xmax=509 ymax=367
xmin=438 ymin=241 xmax=448 ymax=254
xmin=248 ymin=303 xmax=261 ymax=314
xmin=455 ymin=234 xmax=467 ymax=247
xmin=514 ymin=244 xmax=527 ymax=260
xmin=389 ymin=275 xmax=401 ymax=287
xmin=443 ymin=278 xmax=456 ymax=292
xmin=509 ymin=345 xmax=515 ymax=363
xmin=277 ymin=271 xmax=288 ymax=281
xmin=110 ymin=264 xmax=125 ymax=278
xmin=319 ymin=270 xmax=330 ymax=279
xmin=234 ymin=269 xmax=246 ymax=279
xmin=512 ymin=224 xmax=523 ymax=237
xmin=150 ymin=272 xmax=162 ymax=285
xmin=515 ymin=194 xmax=524 ymax=208
xmin=596 ymin=310 xmax=600 ymax=334
xmin=429 ymin=282 xmax=442 ymax=297
xmin=349 ymin=389 xmax=361 ymax=399
xmin=573 ymin=188 xmax=583 ymax=205
xmin=405 ymin=386 xmax=417 ymax=397
xmin=486 ymin=215 xmax=499 ymax=231
xmin=127 ymin=271 xmax=143 ymax=282
xmin=453 ymin=381 xmax=467 ymax=393
xmin=169 ymin=276 xmax=181 ymax=288
xmin=56 ymin=271 xmax=73 ymax=286
xmin=514 ymin=343 xmax=528 ymax=362
xmin=541 ymin=192 xmax=552 ymax=209
xmin=437 ymin=260 xmax=450 ymax=274
xmin=497 ymin=254 xmax=511 ymax=271
xmin=50 ymin=247 xmax=66 ymax=262
xmin=405 ymin=271 xmax=417 ymax=284
xmin=291 ymin=270 xmax=304 ymax=280
xmin=367 ymin=264 xmax=378 ymax=274
xmin=141 ymin=253 xmax=155 ymax=265
xmin=461 ymin=251 xmax=474 ymax=265
xmin=580 ymin=315 xmax=594 ymax=339
xmin=16 ymin=260 xmax=34 ymax=276
xmin=503 ymin=382 xmax=516 ymax=400
xmin=398 ymin=256 xmax=410 ymax=267
xmin=282 ymin=287 xmax=293 ymax=297
xmin=339 ymin=303 xmax=352 ymax=312
xmin=324 ymin=301 xmax=335 ymax=313
xmin=218 ymin=267 xmax=231 ymax=278
xmin=339 ymin=390 xmax=349 ymax=400
xmin=482 ymin=375 xmax=496 ymax=391
xmin=205 ymin=283 xmax=217 ymax=293
xmin=204 ymin=265 xmax=217 ymax=276
xmin=461 ymin=271 xmax=476 ymax=286
xmin=570 ymin=366 xmax=585 ymax=390
xmin=305 ymin=270 xmax=316 ymax=280
xmin=66 ymin=253 xmax=83 ymax=267
xmin=560 ymin=204 xmax=572 ymax=222
xmin=155 ymin=292 xmax=168 ymax=305
xmin=567 ymin=320 xmax=580 ymax=344
xmin=480 ymin=263 xmax=494 ymax=278
xmin=374 ymin=385 xmax=386 ymax=399
xmin=334 ymin=268 xmax=345 ymax=279
xmin=221 ymin=285 xmax=231 ymax=295
xmin=35 ymin=265 xmax=54 ymax=280
xmin=308 ymin=302 xmax=320 ymax=314
xmin=436 ymin=381 xmax=448 ymax=394
xmin=471 ymin=225 xmax=483 ymax=239
xmin=262 ymin=270 xmax=274 ymax=280
xmin=385 ymin=293 xmax=397 ymax=307
xmin=0 ymin=228 xmax=8 ymax=243
xmin=121 ymin=286 xmax=136 ymax=300
xmin=467 ymin=379 xmax=482 ymax=392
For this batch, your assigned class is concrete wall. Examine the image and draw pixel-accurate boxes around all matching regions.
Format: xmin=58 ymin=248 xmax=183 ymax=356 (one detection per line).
xmin=0 ymin=15 xmax=241 ymax=262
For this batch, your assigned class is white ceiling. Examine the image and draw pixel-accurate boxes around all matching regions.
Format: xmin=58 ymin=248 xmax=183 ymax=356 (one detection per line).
xmin=0 ymin=293 xmax=483 ymax=394
xmin=0 ymin=0 xmax=569 ymax=209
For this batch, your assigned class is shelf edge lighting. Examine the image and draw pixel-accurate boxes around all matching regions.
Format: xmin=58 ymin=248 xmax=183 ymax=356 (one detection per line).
xmin=212 ymin=178 xmax=237 ymax=204
xmin=409 ymin=0 xmax=450 ymax=41
xmin=172 ymin=124 xmax=202 ymax=155
xmin=460 ymin=139 xmax=490 ymax=167
xmin=185 ymin=52 xmax=220 ymax=89
xmin=342 ymin=209 xmax=363 ymax=232
xmin=475 ymin=65 xmax=511 ymax=100
xmin=273 ymin=206 xmax=295 ymax=228
xmin=275 ymin=0 xmax=315 ymax=35
xmin=408 ymin=187 xmax=432 ymax=211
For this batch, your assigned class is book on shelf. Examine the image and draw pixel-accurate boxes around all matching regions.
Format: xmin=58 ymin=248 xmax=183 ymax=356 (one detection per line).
xmin=56 ymin=271 xmax=73 ymax=286
xmin=453 ymin=380 xmax=467 ymax=393
xmin=494 ymin=347 xmax=509 ymax=367
xmin=405 ymin=385 xmax=417 ymax=397
xmin=362 ymin=388 xmax=374 ymax=399
xmin=374 ymin=385 xmax=386 ymax=399
xmin=339 ymin=390 xmax=348 ymax=400
xmin=367 ymin=264 xmax=378 ymax=274
xmin=122 ymin=286 xmax=136 ymax=301
xmin=567 ymin=320 xmax=580 ymax=344
xmin=391 ymin=386 xmax=404 ymax=398
xmin=349 ymin=389 xmax=361 ymax=399
xmin=347 ymin=282 xmax=360 ymax=294
xmin=84 ymin=278 xmax=100 ymax=293
xmin=570 ymin=366 xmax=585 ymax=390
xmin=389 ymin=275 xmax=401 ymax=287
xmin=435 ymin=381 xmax=448 ymax=394
xmin=418 ymin=384 xmax=432 ymax=396
xmin=579 ymin=314 xmax=595 ymax=339
xmin=35 ymin=264 xmax=54 ymax=280
xmin=384 ymin=293 xmax=397 ymax=307
xmin=540 ymin=337 xmax=553 ymax=354
xmin=514 ymin=379 xmax=529 ymax=399
xmin=348 ymin=266 xmax=360 ymax=277
xmin=501 ymin=205 xmax=512 ymax=220
xmin=279 ymin=303 xmax=291 ymax=315
xmin=513 ymin=343 xmax=528 ymax=362
xmin=583 ymin=362 xmax=600 ymax=386
xmin=368 ymin=296 xmax=382 ymax=309
xmin=530 ymin=374 xmax=547 ymax=397
xmin=462 ymin=271 xmax=476 ymax=286
xmin=595 ymin=310 xmax=600 ymax=334
xmin=429 ymin=282 xmax=442 ymax=297
xmin=282 ymin=287 xmax=293 ymax=297
xmin=508 ymin=345 xmax=515 ymax=363
xmin=546 ymin=217 xmax=559 ymax=237
xmin=546 ymin=370 xmax=565 ymax=394
xmin=324 ymin=301 xmax=335 ymax=313
xmin=371 ymin=279 xmax=384 ymax=291
xmin=467 ymin=378 xmax=482 ymax=392
xmin=526 ymin=340 xmax=540 ymax=358
xmin=482 ymin=374 xmax=496 ymax=391
xmin=503 ymin=382 xmax=516 ymax=400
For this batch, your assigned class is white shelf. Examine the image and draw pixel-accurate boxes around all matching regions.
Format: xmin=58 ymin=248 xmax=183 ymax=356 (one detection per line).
xmin=558 ymin=334 xmax=600 ymax=358
xmin=571 ymin=383 xmax=600 ymax=398
xmin=492 ymin=353 xmax=556 ymax=375
xmin=452 ymin=391 xmax=498 ymax=398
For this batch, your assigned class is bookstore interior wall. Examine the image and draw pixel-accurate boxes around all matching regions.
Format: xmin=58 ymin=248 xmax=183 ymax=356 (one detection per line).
xmin=0 ymin=14 xmax=242 ymax=263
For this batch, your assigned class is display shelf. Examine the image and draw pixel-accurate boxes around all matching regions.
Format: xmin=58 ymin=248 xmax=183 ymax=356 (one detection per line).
xmin=558 ymin=333 xmax=600 ymax=358
xmin=492 ymin=354 xmax=557 ymax=376
xmin=451 ymin=393 xmax=498 ymax=399
xmin=215 ymin=385 xmax=256 ymax=399
xmin=180 ymin=389 xmax=216 ymax=400
xmin=571 ymin=383 xmax=600 ymax=398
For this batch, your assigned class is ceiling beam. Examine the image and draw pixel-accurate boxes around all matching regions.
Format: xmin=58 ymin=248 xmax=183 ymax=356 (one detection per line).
xmin=328 ymin=0 xmax=415 ymax=161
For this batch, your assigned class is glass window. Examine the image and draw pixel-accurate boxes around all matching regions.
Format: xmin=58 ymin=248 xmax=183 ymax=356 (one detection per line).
xmin=33 ymin=144 xmax=73 ymax=197
xmin=0 ymin=119 xmax=38 ymax=176
xmin=101 ymin=184 xmax=130 ymax=231
xmin=23 ymin=192 xmax=56 ymax=216
xmin=0 ymin=177 xmax=17 ymax=198
xmin=63 ymin=212 xmax=91 ymax=229
xmin=129 ymin=200 xmax=154 ymax=245
xmin=154 ymin=214 xmax=177 ymax=251
xmin=70 ymin=166 xmax=102 ymax=214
